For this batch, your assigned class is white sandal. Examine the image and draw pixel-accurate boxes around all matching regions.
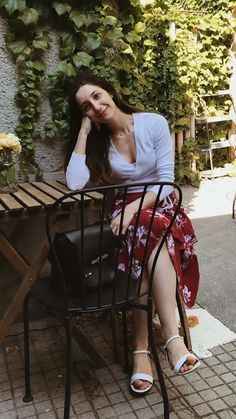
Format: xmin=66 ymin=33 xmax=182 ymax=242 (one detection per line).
xmin=164 ymin=335 xmax=201 ymax=375
xmin=130 ymin=349 xmax=153 ymax=395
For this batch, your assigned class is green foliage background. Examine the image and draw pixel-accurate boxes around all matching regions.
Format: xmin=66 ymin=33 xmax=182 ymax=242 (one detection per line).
xmin=0 ymin=0 xmax=235 ymax=182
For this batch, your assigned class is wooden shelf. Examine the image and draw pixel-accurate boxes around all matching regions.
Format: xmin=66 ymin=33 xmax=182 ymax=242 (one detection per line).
xmin=196 ymin=114 xmax=236 ymax=124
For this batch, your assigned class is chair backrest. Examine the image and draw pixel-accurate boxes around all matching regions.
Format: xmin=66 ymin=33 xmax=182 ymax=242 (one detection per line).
xmin=46 ymin=182 xmax=182 ymax=313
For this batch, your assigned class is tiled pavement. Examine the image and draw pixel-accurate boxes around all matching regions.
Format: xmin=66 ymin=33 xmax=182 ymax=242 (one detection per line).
xmin=1 ymin=314 xmax=236 ymax=419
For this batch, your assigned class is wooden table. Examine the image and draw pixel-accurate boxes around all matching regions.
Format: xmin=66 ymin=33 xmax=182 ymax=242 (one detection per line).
xmin=0 ymin=179 xmax=107 ymax=367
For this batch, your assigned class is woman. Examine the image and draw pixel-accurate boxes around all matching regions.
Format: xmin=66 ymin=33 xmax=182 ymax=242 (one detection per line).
xmin=66 ymin=73 xmax=200 ymax=395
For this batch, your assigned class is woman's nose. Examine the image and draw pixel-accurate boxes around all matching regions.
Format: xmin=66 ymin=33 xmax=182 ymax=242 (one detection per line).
xmin=92 ymin=101 xmax=101 ymax=112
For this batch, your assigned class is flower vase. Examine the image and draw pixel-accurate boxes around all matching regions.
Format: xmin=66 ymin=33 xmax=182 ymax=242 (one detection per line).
xmin=0 ymin=149 xmax=18 ymax=193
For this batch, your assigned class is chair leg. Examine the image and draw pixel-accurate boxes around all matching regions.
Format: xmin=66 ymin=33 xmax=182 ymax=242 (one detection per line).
xmin=23 ymin=294 xmax=33 ymax=403
xmin=147 ymin=300 xmax=169 ymax=419
xmin=63 ymin=316 xmax=73 ymax=419
xmin=110 ymin=310 xmax=122 ymax=364
xmin=122 ymin=309 xmax=130 ymax=373
xmin=176 ymin=288 xmax=192 ymax=352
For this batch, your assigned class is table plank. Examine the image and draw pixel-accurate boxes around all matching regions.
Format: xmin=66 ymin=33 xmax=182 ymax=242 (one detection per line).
xmin=45 ymin=180 xmax=92 ymax=202
xmin=12 ymin=189 xmax=42 ymax=209
xmin=0 ymin=194 xmax=23 ymax=212
xmin=18 ymin=183 xmax=55 ymax=206
xmin=32 ymin=182 xmax=75 ymax=204
xmin=0 ymin=202 xmax=6 ymax=214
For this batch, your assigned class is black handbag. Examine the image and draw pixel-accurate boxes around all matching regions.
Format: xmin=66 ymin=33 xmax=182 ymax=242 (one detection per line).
xmin=50 ymin=221 xmax=117 ymax=296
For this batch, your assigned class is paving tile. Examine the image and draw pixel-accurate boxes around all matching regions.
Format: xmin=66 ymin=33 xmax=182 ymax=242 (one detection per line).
xmin=0 ymin=411 xmax=21 ymax=419
xmin=218 ymin=411 xmax=236 ymax=419
xmin=176 ymin=409 xmax=197 ymax=418
xmin=184 ymin=392 xmax=204 ymax=406
xmin=192 ymin=402 xmax=213 ymax=416
xmin=16 ymin=404 xmax=37 ymax=417
xmin=223 ymin=394 xmax=236 ymax=407
xmin=208 ymin=398 xmax=228 ymax=411
xmin=73 ymin=400 xmax=93 ymax=414
xmin=199 ymin=388 xmax=218 ymax=402
xmin=103 ymin=382 xmax=121 ymax=395
xmin=135 ymin=406 xmax=157 ymax=419
xmin=91 ymin=395 xmax=110 ymax=410
xmin=204 ymin=357 xmax=221 ymax=367
xmin=108 ymin=391 xmax=126 ymax=404
xmin=0 ymin=400 xmax=15 ymax=413
xmin=192 ymin=380 xmax=210 ymax=391
xmin=211 ymin=346 xmax=226 ymax=355
xmin=73 ymin=412 xmax=97 ymax=419
xmin=222 ymin=343 xmax=236 ymax=352
xmin=113 ymin=401 xmax=133 ymax=415
xmin=129 ymin=397 xmax=148 ymax=410
xmin=145 ymin=391 xmax=163 ymax=405
xmin=174 ymin=382 xmax=195 ymax=396
xmin=221 ymin=372 xmax=236 ymax=383
xmin=212 ymin=364 xmax=229 ymax=375
xmin=205 ymin=376 xmax=224 ymax=387
xmin=197 ymin=368 xmax=215 ymax=379
xmin=35 ymin=399 xmax=53 ymax=414
xmin=118 ymin=413 xmax=137 ymax=419
xmin=97 ymin=405 xmax=116 ymax=418
xmin=217 ymin=353 xmax=234 ymax=362
xmin=225 ymin=361 xmax=236 ymax=371
xmin=214 ymin=384 xmax=233 ymax=397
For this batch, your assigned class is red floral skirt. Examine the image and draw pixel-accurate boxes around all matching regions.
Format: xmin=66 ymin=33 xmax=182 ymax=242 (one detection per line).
xmin=110 ymin=191 xmax=200 ymax=308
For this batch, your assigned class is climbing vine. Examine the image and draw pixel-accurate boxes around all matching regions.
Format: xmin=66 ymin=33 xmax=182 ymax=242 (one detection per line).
xmin=0 ymin=0 xmax=235 ymax=182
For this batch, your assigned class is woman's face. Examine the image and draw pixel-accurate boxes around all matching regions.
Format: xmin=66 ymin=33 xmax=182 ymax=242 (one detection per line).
xmin=75 ymin=84 xmax=116 ymax=123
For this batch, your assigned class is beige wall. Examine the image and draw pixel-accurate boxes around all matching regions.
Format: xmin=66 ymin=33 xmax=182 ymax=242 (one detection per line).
xmin=0 ymin=16 xmax=65 ymax=174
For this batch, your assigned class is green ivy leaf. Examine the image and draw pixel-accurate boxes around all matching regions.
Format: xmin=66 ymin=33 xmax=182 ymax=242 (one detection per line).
xmin=19 ymin=8 xmax=39 ymax=25
xmin=72 ymin=52 xmax=93 ymax=68
xmin=3 ymin=0 xmax=26 ymax=15
xmin=84 ymin=33 xmax=101 ymax=51
xmin=52 ymin=1 xmax=71 ymax=16
xmin=135 ymin=22 xmax=145 ymax=33
xmin=8 ymin=39 xmax=26 ymax=54
xmin=144 ymin=39 xmax=156 ymax=47
xmin=33 ymin=36 xmax=50 ymax=51
xmin=69 ymin=10 xmax=84 ymax=29
xmin=103 ymin=15 xmax=117 ymax=27
xmin=125 ymin=31 xmax=141 ymax=44
xmin=104 ymin=27 xmax=123 ymax=43
xmin=57 ymin=60 xmax=76 ymax=76
xmin=26 ymin=60 xmax=46 ymax=72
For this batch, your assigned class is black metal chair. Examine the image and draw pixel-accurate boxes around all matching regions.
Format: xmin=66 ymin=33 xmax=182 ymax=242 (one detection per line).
xmin=22 ymin=182 xmax=182 ymax=419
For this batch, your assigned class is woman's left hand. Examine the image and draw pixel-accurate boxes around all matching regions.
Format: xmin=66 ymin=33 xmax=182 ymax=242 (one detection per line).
xmin=110 ymin=205 xmax=136 ymax=236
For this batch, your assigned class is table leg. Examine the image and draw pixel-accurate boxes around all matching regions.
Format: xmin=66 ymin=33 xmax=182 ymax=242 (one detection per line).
xmin=0 ymin=231 xmax=29 ymax=276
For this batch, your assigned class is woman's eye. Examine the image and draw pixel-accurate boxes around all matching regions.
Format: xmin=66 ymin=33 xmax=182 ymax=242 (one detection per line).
xmin=82 ymin=103 xmax=91 ymax=112
xmin=94 ymin=93 xmax=100 ymax=99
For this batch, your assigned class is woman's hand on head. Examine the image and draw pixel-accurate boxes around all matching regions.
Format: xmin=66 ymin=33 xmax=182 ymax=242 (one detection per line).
xmin=80 ymin=116 xmax=101 ymax=136
xmin=110 ymin=205 xmax=136 ymax=236
xmin=80 ymin=116 xmax=93 ymax=135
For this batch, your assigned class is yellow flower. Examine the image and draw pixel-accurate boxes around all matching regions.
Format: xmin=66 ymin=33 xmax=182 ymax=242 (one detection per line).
xmin=0 ymin=133 xmax=22 ymax=155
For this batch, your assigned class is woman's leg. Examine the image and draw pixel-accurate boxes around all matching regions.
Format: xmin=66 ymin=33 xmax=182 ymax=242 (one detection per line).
xmin=132 ymin=275 xmax=152 ymax=391
xmin=147 ymin=241 xmax=197 ymax=373
xmin=132 ymin=240 xmax=196 ymax=390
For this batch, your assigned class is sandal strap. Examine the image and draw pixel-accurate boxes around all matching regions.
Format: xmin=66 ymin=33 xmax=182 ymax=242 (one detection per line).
xmin=164 ymin=335 xmax=183 ymax=350
xmin=133 ymin=349 xmax=150 ymax=355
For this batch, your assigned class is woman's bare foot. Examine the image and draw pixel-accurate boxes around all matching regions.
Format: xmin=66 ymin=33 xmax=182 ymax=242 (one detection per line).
xmin=132 ymin=351 xmax=153 ymax=391
xmin=164 ymin=336 xmax=197 ymax=373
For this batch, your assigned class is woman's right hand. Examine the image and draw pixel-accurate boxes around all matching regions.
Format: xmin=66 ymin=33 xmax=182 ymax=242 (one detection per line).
xmin=80 ymin=116 xmax=93 ymax=136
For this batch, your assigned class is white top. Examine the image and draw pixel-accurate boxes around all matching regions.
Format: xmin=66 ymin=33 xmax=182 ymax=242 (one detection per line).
xmin=66 ymin=112 xmax=174 ymax=200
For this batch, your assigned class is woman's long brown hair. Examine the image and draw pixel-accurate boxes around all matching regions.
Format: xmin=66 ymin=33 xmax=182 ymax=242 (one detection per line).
xmin=67 ymin=73 xmax=143 ymax=186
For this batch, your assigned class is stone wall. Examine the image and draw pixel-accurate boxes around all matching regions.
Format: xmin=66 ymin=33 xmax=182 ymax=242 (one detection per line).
xmin=0 ymin=16 xmax=65 ymax=174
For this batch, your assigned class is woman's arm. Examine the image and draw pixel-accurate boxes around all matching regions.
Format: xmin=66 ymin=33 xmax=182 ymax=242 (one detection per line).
xmin=66 ymin=117 xmax=92 ymax=190
xmin=110 ymin=191 xmax=157 ymax=235
xmin=149 ymin=115 xmax=174 ymax=199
